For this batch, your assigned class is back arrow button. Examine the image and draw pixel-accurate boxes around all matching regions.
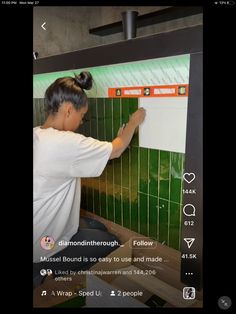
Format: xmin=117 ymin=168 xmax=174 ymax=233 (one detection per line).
xmin=41 ymin=22 xmax=46 ymax=31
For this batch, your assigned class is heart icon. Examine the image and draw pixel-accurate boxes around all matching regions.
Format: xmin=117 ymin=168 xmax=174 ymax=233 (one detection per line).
xmin=183 ymin=173 xmax=195 ymax=184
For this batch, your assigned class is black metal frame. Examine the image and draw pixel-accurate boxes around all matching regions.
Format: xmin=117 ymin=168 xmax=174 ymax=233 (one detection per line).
xmin=34 ymin=25 xmax=202 ymax=74
xmin=89 ymin=7 xmax=203 ymax=37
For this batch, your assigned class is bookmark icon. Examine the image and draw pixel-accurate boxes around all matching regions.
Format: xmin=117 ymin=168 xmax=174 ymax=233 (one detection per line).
xmin=184 ymin=238 xmax=195 ymax=249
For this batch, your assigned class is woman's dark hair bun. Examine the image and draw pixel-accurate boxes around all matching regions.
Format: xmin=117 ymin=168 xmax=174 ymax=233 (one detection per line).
xmin=74 ymin=71 xmax=93 ymax=90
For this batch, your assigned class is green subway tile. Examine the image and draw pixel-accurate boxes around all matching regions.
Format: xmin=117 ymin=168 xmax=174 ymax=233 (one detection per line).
xmin=122 ymin=188 xmax=130 ymax=229
xmin=113 ymin=98 xmax=121 ymax=137
xmin=86 ymin=99 xmax=92 ymax=119
xmin=159 ymin=151 xmax=170 ymax=200
xmin=97 ymin=98 xmax=105 ymax=141
xmin=100 ymin=192 xmax=107 ymax=219
xmin=106 ymin=160 xmax=114 ymax=221
xmin=93 ymin=178 xmax=100 ymax=216
xmin=149 ymin=195 xmax=158 ymax=240
xmin=159 ymin=198 xmax=169 ymax=245
xmin=129 ymin=98 xmax=138 ymax=115
xmin=114 ymin=184 xmax=122 ymax=225
xmin=121 ymin=150 xmax=129 ymax=188
xmin=129 ymin=98 xmax=139 ymax=146
xmin=89 ymin=98 xmax=96 ymax=111
xmin=139 ymin=148 xmax=148 ymax=193
xmin=169 ymin=201 xmax=180 ymax=228
xmin=83 ymin=98 xmax=92 ymax=136
xmin=99 ymin=168 xmax=107 ymax=202
xmin=97 ymin=120 xmax=105 ymax=141
xmin=130 ymin=147 xmax=138 ymax=193
xmin=99 ymin=169 xmax=106 ymax=217
xmin=89 ymin=98 xmax=97 ymax=139
xmin=115 ymin=198 xmax=122 ymax=224
xmin=170 ymin=152 xmax=184 ymax=203
xmin=87 ymin=187 xmax=93 ymax=213
xmin=169 ymin=202 xmax=181 ymax=250
xmin=99 ymin=167 xmax=107 ymax=217
xmin=149 ymin=149 xmax=159 ymax=197
xmin=113 ymin=98 xmax=121 ymax=119
xmin=93 ymin=189 xmax=100 ymax=215
xmin=106 ymin=177 xmax=113 ymax=201
xmin=131 ymin=191 xmax=138 ymax=232
xmin=107 ymin=194 xmax=114 ymax=221
xmin=113 ymin=157 xmax=121 ymax=186
xmin=105 ymin=98 xmax=113 ymax=142
xmin=84 ymin=99 xmax=92 ymax=137
xmin=106 ymin=160 xmax=113 ymax=184
xmin=139 ymin=192 xmax=148 ymax=236
xmin=113 ymin=100 xmax=122 ymax=187
xmin=121 ymin=98 xmax=130 ymax=124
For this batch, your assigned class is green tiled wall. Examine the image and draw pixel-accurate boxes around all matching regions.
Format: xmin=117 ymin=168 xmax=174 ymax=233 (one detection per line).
xmin=33 ymin=98 xmax=185 ymax=251
xmin=80 ymin=98 xmax=185 ymax=251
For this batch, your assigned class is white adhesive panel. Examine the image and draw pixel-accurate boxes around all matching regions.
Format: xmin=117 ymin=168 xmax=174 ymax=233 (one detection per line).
xmin=139 ymin=97 xmax=188 ymax=153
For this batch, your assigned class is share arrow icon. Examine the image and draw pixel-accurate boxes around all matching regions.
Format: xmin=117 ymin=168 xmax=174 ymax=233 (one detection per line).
xmin=184 ymin=238 xmax=195 ymax=249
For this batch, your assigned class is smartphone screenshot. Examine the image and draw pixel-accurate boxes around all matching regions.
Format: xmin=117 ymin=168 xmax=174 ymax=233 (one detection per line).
xmin=27 ymin=2 xmax=233 ymax=310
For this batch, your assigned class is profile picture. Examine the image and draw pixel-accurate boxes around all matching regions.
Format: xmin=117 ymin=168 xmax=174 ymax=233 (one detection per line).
xmin=40 ymin=268 xmax=53 ymax=276
xmin=183 ymin=287 xmax=195 ymax=300
xmin=40 ymin=236 xmax=55 ymax=250
xmin=40 ymin=269 xmax=47 ymax=276
xmin=47 ymin=269 xmax=53 ymax=276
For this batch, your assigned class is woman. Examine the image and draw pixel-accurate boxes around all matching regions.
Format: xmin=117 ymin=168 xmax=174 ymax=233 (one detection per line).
xmin=33 ymin=71 xmax=145 ymax=284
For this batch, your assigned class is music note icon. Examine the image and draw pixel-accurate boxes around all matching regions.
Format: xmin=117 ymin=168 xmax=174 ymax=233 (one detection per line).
xmin=41 ymin=290 xmax=47 ymax=296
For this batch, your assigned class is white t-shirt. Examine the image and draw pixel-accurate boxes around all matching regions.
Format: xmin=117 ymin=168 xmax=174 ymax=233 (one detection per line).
xmin=33 ymin=127 xmax=112 ymax=263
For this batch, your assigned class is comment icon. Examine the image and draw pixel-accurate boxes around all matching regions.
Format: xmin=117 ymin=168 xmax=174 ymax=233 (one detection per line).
xmin=183 ymin=204 xmax=196 ymax=217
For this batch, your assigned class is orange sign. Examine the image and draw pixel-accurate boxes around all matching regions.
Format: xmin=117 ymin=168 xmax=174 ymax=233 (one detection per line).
xmin=108 ymin=84 xmax=189 ymax=98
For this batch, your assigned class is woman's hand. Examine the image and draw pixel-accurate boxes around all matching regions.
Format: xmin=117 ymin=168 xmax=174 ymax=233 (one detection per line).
xmin=129 ymin=107 xmax=146 ymax=127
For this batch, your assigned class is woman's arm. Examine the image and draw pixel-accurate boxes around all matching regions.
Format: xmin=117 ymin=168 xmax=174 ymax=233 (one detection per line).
xmin=109 ymin=108 xmax=146 ymax=159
